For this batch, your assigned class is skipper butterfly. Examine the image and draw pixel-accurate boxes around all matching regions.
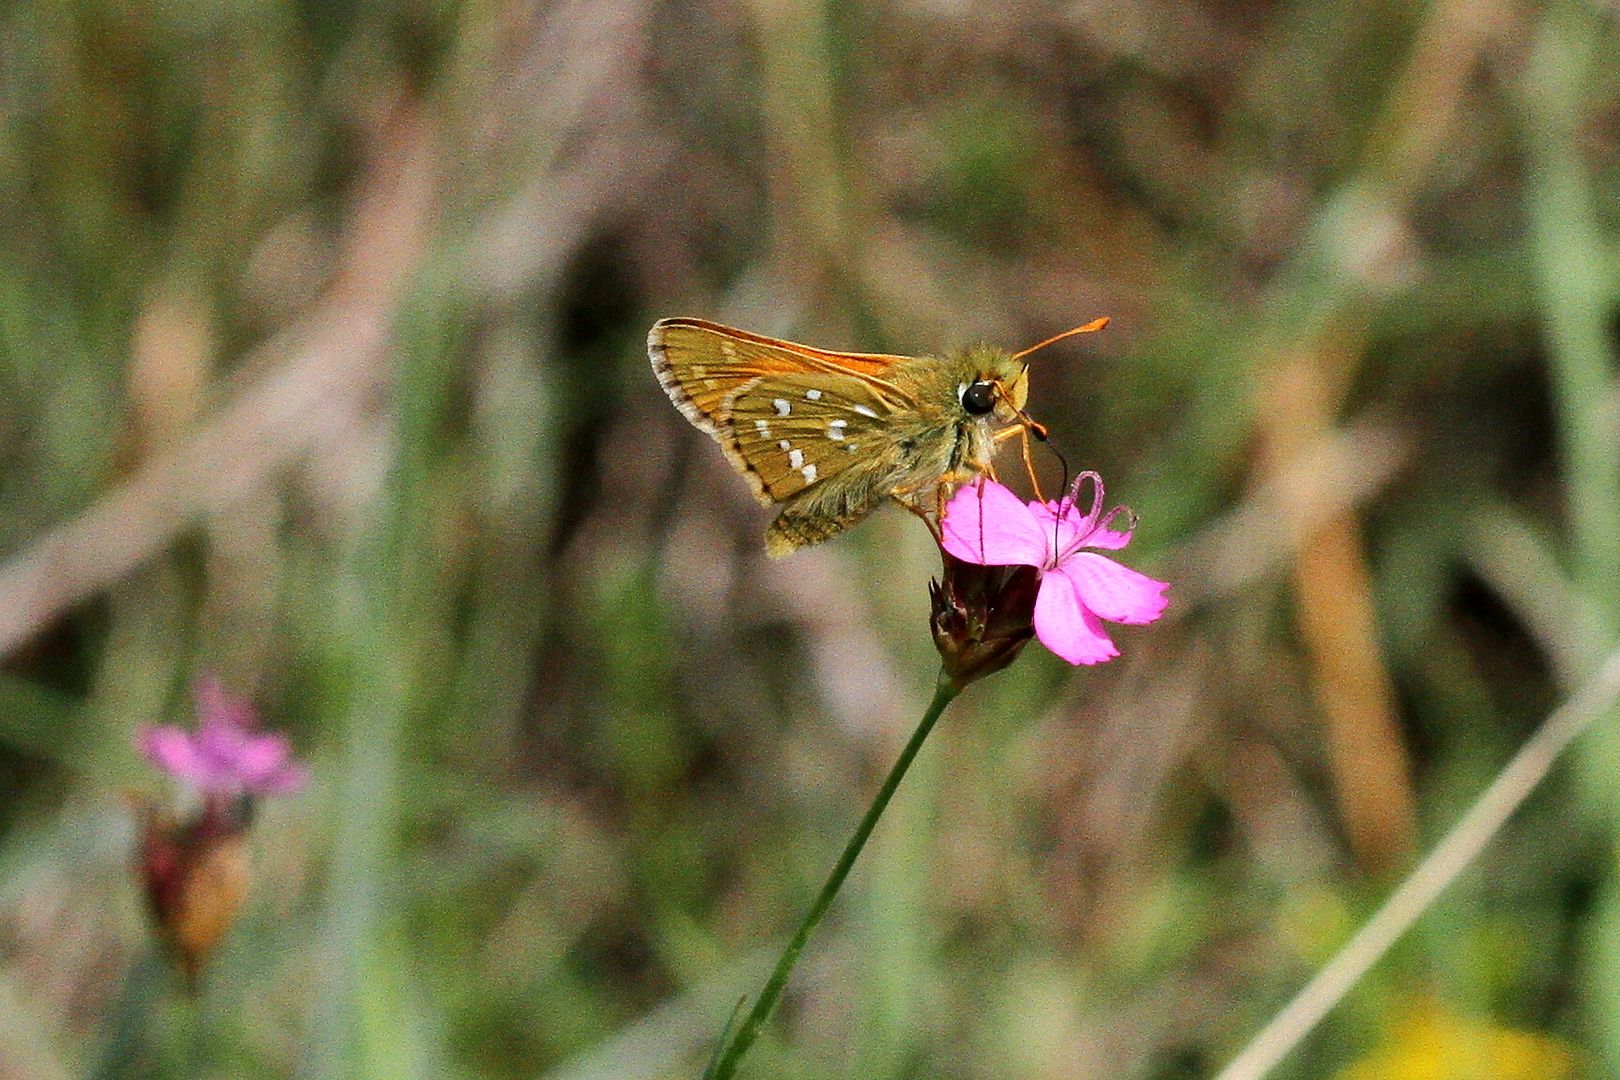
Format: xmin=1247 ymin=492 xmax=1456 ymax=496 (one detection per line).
xmin=649 ymin=317 xmax=1107 ymax=556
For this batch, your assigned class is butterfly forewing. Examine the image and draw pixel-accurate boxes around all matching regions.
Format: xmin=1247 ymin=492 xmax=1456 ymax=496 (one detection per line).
xmin=649 ymin=318 xmax=911 ymax=504
xmin=650 ymin=318 xmax=911 ymax=430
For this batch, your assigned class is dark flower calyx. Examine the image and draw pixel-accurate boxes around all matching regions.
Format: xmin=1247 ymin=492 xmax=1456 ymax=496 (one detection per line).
xmin=930 ymin=550 xmax=1040 ymax=689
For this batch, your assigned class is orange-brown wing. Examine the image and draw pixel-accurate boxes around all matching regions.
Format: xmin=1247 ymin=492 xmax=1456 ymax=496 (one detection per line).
xmin=723 ymin=375 xmax=899 ymax=502
xmin=647 ymin=318 xmax=914 ymax=438
xmin=648 ymin=318 xmax=914 ymax=505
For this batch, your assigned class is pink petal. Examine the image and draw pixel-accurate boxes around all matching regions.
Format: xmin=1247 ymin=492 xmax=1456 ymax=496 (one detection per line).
xmin=1081 ymin=522 xmax=1134 ymax=550
xmin=1033 ymin=572 xmax=1120 ymax=665
xmin=138 ymin=726 xmax=213 ymax=786
xmin=194 ymin=674 xmax=258 ymax=734
xmin=941 ymin=482 xmax=1050 ymax=567
xmin=140 ymin=678 xmax=308 ymax=797
xmin=1058 ymin=553 xmax=1170 ymax=625
xmin=1028 ymin=501 xmax=1088 ymax=556
xmin=193 ymin=674 xmax=228 ymax=719
xmin=196 ymin=719 xmax=248 ymax=764
xmin=1083 ymin=505 xmax=1139 ymax=550
xmin=233 ymin=734 xmax=293 ymax=786
xmin=255 ymin=761 xmax=309 ymax=795
xmin=1031 ymin=502 xmax=1137 ymax=552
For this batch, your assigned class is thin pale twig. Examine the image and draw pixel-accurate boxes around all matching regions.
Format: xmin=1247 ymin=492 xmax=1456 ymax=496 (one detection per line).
xmin=1212 ymin=644 xmax=1620 ymax=1080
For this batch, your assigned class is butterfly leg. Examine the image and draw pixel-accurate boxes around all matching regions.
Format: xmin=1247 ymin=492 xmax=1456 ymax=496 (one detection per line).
xmin=988 ymin=424 xmax=1023 ymax=489
xmin=993 ymin=424 xmax=1025 ymax=481
xmin=897 ymin=488 xmax=945 ymax=543
xmin=991 ymin=423 xmax=1048 ymax=502
xmin=1018 ymin=425 xmax=1047 ymax=504
xmin=888 ymin=480 xmax=954 ymax=544
xmin=919 ymin=497 xmax=945 ymax=543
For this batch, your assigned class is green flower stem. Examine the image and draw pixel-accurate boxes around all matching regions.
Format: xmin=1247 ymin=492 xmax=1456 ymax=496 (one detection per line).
xmin=705 ymin=673 xmax=961 ymax=1080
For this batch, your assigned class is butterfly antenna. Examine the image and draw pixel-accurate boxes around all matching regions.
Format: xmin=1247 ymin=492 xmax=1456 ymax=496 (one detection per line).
xmin=1008 ymin=316 xmax=1109 ymax=363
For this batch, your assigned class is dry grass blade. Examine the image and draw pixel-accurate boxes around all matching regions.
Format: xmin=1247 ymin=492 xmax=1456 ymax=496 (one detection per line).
xmin=1181 ymin=413 xmax=1413 ymax=603
xmin=0 ymin=108 xmax=436 ymax=659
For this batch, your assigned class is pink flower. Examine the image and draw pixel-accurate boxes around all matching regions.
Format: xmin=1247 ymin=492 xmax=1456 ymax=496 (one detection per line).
xmin=941 ymin=473 xmax=1169 ymax=665
xmin=138 ymin=675 xmax=307 ymax=796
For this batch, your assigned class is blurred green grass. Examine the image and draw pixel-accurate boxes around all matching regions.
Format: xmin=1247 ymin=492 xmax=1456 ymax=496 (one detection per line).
xmin=1 ymin=1 xmax=1618 ymax=1077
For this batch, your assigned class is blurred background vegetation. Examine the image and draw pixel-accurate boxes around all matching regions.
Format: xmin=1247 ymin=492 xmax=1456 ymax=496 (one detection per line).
xmin=1 ymin=0 xmax=1618 ymax=1077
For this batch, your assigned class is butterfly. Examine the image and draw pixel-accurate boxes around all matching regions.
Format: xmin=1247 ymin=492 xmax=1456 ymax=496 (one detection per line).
xmin=649 ymin=316 xmax=1107 ymax=557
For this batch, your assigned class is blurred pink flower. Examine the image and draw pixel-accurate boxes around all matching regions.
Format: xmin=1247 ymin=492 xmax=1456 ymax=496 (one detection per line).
xmin=941 ymin=473 xmax=1169 ymax=665
xmin=138 ymin=675 xmax=307 ymax=796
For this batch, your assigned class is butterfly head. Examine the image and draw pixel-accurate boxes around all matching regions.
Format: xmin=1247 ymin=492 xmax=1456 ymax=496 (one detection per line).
xmin=956 ymin=352 xmax=1043 ymax=438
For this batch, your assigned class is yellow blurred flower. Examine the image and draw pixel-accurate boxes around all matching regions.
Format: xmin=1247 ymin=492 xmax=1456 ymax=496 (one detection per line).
xmin=1336 ymin=999 xmax=1582 ymax=1080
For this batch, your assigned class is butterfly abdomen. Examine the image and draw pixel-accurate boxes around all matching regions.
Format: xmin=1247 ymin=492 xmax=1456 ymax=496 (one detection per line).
xmin=764 ymin=465 xmax=892 ymax=558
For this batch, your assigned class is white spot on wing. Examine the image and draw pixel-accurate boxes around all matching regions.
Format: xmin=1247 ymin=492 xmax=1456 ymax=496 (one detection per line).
xmin=806 ymin=389 xmax=823 ymax=401
xmin=778 ymin=439 xmax=791 ymax=451
xmin=773 ymin=398 xmax=791 ymax=416
xmin=755 ymin=419 xmax=771 ymax=436
xmin=788 ymin=448 xmax=804 ymax=469
xmin=801 ymin=464 xmax=817 ymax=483
xmin=853 ymin=405 xmax=879 ymax=418
xmin=827 ymin=419 xmax=846 ymax=440
xmin=721 ymin=341 xmax=737 ymax=359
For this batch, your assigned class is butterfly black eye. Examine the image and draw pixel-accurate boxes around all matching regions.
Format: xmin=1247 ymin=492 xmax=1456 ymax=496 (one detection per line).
xmin=961 ymin=381 xmax=997 ymax=416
